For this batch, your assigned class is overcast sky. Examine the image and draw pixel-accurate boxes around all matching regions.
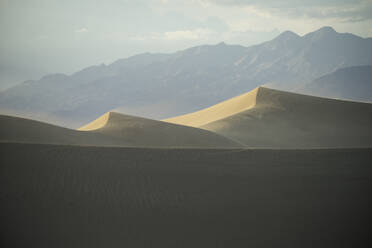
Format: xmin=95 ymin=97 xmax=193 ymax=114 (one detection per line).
xmin=1 ymin=0 xmax=372 ymax=89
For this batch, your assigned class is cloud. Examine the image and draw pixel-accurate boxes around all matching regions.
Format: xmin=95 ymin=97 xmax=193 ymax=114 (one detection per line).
xmin=164 ymin=29 xmax=205 ymax=40
xmin=75 ymin=28 xmax=89 ymax=33
xmin=130 ymin=28 xmax=211 ymax=41
xmin=205 ymin=0 xmax=372 ymax=22
xmin=203 ymin=16 xmax=230 ymax=32
xmin=204 ymin=0 xmax=360 ymax=7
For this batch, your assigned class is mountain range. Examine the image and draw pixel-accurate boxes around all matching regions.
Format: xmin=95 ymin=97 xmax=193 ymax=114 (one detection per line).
xmin=0 ymin=26 xmax=371 ymax=128
xmin=297 ymin=65 xmax=372 ymax=102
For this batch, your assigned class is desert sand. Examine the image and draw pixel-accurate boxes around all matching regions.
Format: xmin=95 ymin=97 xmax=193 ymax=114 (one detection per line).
xmin=79 ymin=111 xmax=241 ymax=147
xmin=0 ymin=112 xmax=240 ymax=148
xmin=165 ymin=87 xmax=372 ymax=147
xmin=1 ymin=87 xmax=372 ymax=247
xmin=0 ymin=114 xmax=130 ymax=146
xmin=3 ymin=87 xmax=372 ymax=148
xmin=1 ymin=142 xmax=371 ymax=247
xmin=164 ymin=87 xmax=259 ymax=127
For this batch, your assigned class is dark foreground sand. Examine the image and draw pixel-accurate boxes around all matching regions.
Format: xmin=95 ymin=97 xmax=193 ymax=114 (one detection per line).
xmin=1 ymin=142 xmax=371 ymax=248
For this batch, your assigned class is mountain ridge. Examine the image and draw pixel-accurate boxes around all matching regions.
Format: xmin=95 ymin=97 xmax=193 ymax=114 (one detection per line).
xmin=1 ymin=26 xmax=371 ymax=127
xmin=296 ymin=65 xmax=372 ymax=102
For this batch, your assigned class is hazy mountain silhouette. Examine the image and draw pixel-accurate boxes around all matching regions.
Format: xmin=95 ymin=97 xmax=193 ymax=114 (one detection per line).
xmin=296 ymin=65 xmax=372 ymax=102
xmin=0 ymin=26 xmax=371 ymax=127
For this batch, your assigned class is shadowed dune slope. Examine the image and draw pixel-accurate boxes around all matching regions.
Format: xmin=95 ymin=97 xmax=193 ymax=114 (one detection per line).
xmin=165 ymin=87 xmax=372 ymax=148
xmin=0 ymin=114 xmax=130 ymax=146
xmin=79 ymin=112 xmax=241 ymax=148
xmin=0 ymin=113 xmax=241 ymax=148
xmin=1 ymin=142 xmax=371 ymax=248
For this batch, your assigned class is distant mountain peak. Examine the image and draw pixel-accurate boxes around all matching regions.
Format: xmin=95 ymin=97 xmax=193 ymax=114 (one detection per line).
xmin=273 ymin=30 xmax=300 ymax=42
xmin=305 ymin=26 xmax=338 ymax=41
xmin=216 ymin=41 xmax=227 ymax=46
xmin=280 ymin=30 xmax=300 ymax=37
xmin=316 ymin=26 xmax=336 ymax=33
xmin=266 ymin=30 xmax=300 ymax=48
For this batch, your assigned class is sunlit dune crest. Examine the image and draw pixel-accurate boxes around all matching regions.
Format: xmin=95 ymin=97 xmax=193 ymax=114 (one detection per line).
xmin=165 ymin=87 xmax=372 ymax=148
xmin=0 ymin=111 xmax=241 ymax=148
xmin=79 ymin=111 xmax=241 ymax=147
xmin=164 ymin=87 xmax=260 ymax=127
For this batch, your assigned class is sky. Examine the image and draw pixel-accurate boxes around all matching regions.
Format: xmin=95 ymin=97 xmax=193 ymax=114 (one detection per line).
xmin=1 ymin=0 xmax=372 ymax=89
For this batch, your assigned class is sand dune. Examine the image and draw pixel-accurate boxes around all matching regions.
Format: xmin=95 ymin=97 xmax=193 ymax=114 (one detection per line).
xmin=0 ymin=112 xmax=241 ymax=148
xmin=3 ymin=87 xmax=372 ymax=148
xmin=1 ymin=85 xmax=372 ymax=247
xmin=0 ymin=114 xmax=130 ymax=146
xmin=79 ymin=111 xmax=241 ymax=147
xmin=1 ymin=142 xmax=371 ymax=247
xmin=164 ymin=88 xmax=259 ymax=127
xmin=165 ymin=87 xmax=372 ymax=147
